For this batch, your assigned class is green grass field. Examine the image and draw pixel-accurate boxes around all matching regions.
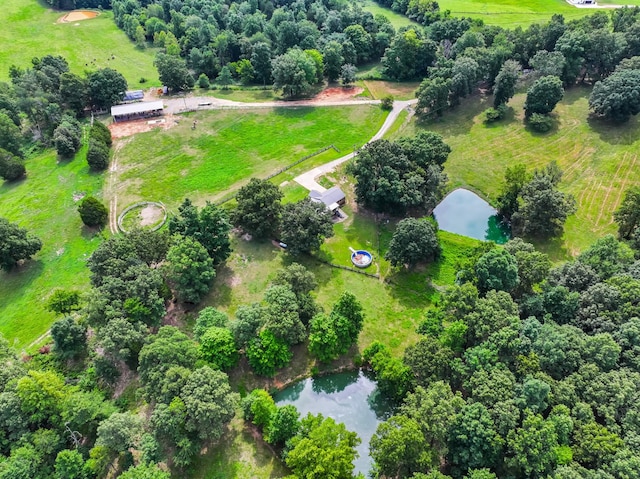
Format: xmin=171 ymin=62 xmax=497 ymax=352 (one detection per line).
xmin=0 ymin=0 xmax=158 ymax=88
xmin=363 ymin=0 xmax=591 ymax=28
xmin=0 ymin=147 xmax=105 ymax=348
xmin=362 ymin=0 xmax=421 ymax=28
xmin=437 ymin=0 xmax=588 ymax=27
xmin=111 ymin=106 xmax=387 ymax=213
xmin=395 ymin=86 xmax=640 ymax=258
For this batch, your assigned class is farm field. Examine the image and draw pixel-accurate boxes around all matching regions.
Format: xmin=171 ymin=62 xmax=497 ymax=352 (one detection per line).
xmin=0 ymin=0 xmax=158 ymax=88
xmin=110 ymin=105 xmax=388 ymax=213
xmin=0 ymin=146 xmax=105 ymax=348
xmin=395 ymin=86 xmax=640 ymax=258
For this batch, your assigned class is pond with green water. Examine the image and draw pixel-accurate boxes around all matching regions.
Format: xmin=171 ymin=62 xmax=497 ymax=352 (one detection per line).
xmin=273 ymin=370 xmax=392 ymax=476
xmin=433 ymin=188 xmax=510 ymax=243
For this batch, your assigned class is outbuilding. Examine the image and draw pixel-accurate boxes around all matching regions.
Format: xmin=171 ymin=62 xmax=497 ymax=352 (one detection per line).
xmin=110 ymin=101 xmax=164 ymax=123
xmin=309 ymin=186 xmax=346 ymax=213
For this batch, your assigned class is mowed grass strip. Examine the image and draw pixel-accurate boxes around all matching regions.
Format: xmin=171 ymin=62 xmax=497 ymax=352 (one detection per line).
xmin=0 ymin=0 xmax=158 ymax=88
xmin=112 ymin=106 xmax=387 ymax=211
xmin=397 ymin=86 xmax=640 ymax=257
xmin=0 ymin=148 xmax=105 ymax=347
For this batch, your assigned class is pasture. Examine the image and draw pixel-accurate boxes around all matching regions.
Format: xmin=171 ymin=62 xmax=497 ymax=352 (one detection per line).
xmin=437 ymin=0 xmax=588 ymax=27
xmin=0 ymin=0 xmax=158 ymax=88
xmin=396 ymin=86 xmax=640 ymax=258
xmin=110 ymin=106 xmax=387 ymax=213
xmin=0 ymin=147 xmax=105 ymax=348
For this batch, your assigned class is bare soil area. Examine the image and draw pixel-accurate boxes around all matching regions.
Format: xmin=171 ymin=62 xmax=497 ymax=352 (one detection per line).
xmin=108 ymin=115 xmax=177 ymax=139
xmin=308 ymin=86 xmax=364 ymax=103
xmin=139 ymin=204 xmax=163 ymax=227
xmin=57 ymin=10 xmax=99 ymax=23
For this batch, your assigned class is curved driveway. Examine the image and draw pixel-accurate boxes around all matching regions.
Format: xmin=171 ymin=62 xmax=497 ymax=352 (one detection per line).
xmin=293 ymin=99 xmax=417 ymax=192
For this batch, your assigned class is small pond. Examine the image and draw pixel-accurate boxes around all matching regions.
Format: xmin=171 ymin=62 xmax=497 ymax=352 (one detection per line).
xmin=433 ymin=188 xmax=510 ymax=243
xmin=273 ymin=370 xmax=392 ymax=476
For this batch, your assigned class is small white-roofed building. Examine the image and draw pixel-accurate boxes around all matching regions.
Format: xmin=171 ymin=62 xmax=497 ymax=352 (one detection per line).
xmin=111 ymin=101 xmax=164 ymax=123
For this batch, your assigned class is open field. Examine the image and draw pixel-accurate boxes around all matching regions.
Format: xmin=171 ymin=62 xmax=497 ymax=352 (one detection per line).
xmin=110 ymin=106 xmax=387 ymax=213
xmin=190 ymin=415 xmax=289 ymax=479
xmin=0 ymin=147 xmax=105 ymax=348
xmin=395 ymin=86 xmax=640 ymax=258
xmin=0 ymin=0 xmax=158 ymax=88
xmin=437 ymin=0 xmax=589 ymax=27
xmin=362 ymin=0 xmax=421 ymax=28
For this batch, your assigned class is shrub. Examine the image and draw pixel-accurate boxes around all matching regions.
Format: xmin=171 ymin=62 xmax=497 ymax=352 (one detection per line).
xmin=90 ymin=122 xmax=112 ymax=147
xmin=53 ymin=120 xmax=82 ymax=158
xmin=86 ymin=140 xmax=110 ymax=170
xmin=78 ymin=195 xmax=108 ymax=227
xmin=484 ymin=104 xmax=507 ymax=123
xmin=0 ymin=149 xmax=26 ymax=181
xmin=528 ymin=113 xmax=554 ymax=133
xmin=197 ymin=73 xmax=210 ymax=89
xmin=381 ymin=95 xmax=394 ymax=110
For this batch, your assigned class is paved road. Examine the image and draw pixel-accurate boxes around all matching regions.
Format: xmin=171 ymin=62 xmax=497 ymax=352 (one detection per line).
xmin=293 ymin=99 xmax=417 ymax=192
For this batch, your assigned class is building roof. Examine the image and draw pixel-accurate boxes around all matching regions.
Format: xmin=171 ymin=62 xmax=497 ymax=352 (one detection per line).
xmin=122 ymin=90 xmax=145 ymax=102
xmin=111 ymin=101 xmax=164 ymax=117
xmin=309 ymin=186 xmax=345 ymax=208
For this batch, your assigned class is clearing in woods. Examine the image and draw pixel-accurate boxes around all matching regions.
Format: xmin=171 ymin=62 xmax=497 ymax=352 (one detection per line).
xmin=395 ymin=86 xmax=640 ymax=258
xmin=0 ymin=0 xmax=158 ymax=88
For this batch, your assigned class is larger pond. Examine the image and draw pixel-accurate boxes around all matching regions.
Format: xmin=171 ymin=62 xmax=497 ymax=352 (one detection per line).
xmin=433 ymin=188 xmax=510 ymax=243
xmin=273 ymin=370 xmax=392 ymax=476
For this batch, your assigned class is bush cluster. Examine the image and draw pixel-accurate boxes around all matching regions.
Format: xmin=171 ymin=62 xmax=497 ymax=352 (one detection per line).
xmin=86 ymin=122 xmax=112 ymax=171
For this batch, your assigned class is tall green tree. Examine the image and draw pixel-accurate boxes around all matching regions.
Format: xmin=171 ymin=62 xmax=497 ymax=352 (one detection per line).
xmin=0 ymin=149 xmax=25 ymax=182
xmin=50 ymin=316 xmax=87 ymax=360
xmin=524 ymin=75 xmax=564 ymax=118
xmin=231 ymin=178 xmax=282 ymax=238
xmin=285 ymin=413 xmax=361 ymax=479
xmin=493 ymin=59 xmax=520 ymax=107
xmin=87 ymin=68 xmax=127 ymax=109
xmin=280 ymin=198 xmax=334 ymax=255
xmin=164 ymin=235 xmax=215 ymax=304
xmin=169 ymin=199 xmax=231 ymax=265
xmin=271 ymin=48 xmax=318 ymax=98
xmin=370 ymin=414 xmax=433 ymax=478
xmin=386 ymin=218 xmax=441 ymax=268
xmin=154 ymin=53 xmax=194 ymax=92
xmin=0 ymin=217 xmax=42 ymax=271
xmin=512 ymin=163 xmax=576 ymax=239
xmin=614 ymin=186 xmax=640 ymax=239
xmin=475 ymin=248 xmax=519 ymax=294
xmin=0 ymin=113 xmax=22 ymax=157
xmin=589 ymin=69 xmax=640 ymax=123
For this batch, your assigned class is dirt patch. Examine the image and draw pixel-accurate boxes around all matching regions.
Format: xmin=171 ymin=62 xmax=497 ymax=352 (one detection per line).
xmin=139 ymin=204 xmax=163 ymax=227
xmin=108 ymin=115 xmax=177 ymax=139
xmin=308 ymin=86 xmax=364 ymax=103
xmin=57 ymin=10 xmax=99 ymax=23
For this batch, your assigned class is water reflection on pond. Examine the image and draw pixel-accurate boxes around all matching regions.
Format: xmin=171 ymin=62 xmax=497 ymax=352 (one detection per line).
xmin=273 ymin=370 xmax=392 ymax=476
xmin=433 ymin=188 xmax=510 ymax=243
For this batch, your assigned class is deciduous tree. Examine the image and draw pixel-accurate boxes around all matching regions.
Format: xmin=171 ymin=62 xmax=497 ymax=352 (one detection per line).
xmin=0 ymin=217 xmax=42 ymax=271
xmin=386 ymin=218 xmax=441 ymax=268
xmin=280 ymin=198 xmax=334 ymax=255
xmin=231 ymin=178 xmax=282 ymax=238
xmin=524 ymin=75 xmax=564 ymax=118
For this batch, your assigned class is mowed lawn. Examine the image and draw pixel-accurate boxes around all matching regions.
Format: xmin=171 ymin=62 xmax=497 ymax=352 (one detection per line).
xmin=0 ymin=148 xmax=105 ymax=347
xmin=437 ymin=0 xmax=586 ymax=27
xmin=397 ymin=86 xmax=640 ymax=258
xmin=111 ymin=106 xmax=388 ymax=213
xmin=0 ymin=0 xmax=158 ymax=88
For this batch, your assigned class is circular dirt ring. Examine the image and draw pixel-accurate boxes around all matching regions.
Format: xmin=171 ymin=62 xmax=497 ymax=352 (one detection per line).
xmin=58 ymin=10 xmax=100 ymax=23
xmin=117 ymin=202 xmax=167 ymax=233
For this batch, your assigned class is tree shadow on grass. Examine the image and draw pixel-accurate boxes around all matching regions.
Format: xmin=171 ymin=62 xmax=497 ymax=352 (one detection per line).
xmin=0 ymin=259 xmax=45 ymax=308
xmin=0 ymin=175 xmax=27 ymax=193
xmin=385 ymin=267 xmax=438 ymax=309
xmin=586 ymin=114 xmax=640 ymax=146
